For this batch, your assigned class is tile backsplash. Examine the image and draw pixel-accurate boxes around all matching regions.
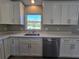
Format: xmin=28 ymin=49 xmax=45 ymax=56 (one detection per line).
xmin=43 ymin=25 xmax=77 ymax=32
xmin=7 ymin=25 xmax=25 ymax=31
xmin=0 ymin=25 xmax=7 ymax=32
xmin=0 ymin=24 xmax=79 ymax=33
xmin=0 ymin=24 xmax=25 ymax=32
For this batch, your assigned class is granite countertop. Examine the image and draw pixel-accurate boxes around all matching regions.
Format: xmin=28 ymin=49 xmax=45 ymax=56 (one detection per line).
xmin=0 ymin=35 xmax=9 ymax=40
xmin=0 ymin=31 xmax=79 ymax=40
xmin=10 ymin=31 xmax=79 ymax=38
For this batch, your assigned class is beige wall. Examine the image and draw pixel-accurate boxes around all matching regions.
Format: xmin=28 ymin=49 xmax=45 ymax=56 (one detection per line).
xmin=25 ymin=5 xmax=42 ymax=14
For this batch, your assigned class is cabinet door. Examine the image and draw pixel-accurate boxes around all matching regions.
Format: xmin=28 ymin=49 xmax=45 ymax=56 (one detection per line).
xmin=13 ymin=2 xmax=20 ymax=24
xmin=30 ymin=38 xmax=42 ymax=56
xmin=43 ymin=2 xmax=53 ymax=24
xmin=11 ymin=38 xmax=20 ymax=56
xmin=19 ymin=38 xmax=30 ymax=56
xmin=0 ymin=40 xmax=4 ymax=59
xmin=61 ymin=5 xmax=69 ymax=25
xmin=59 ymin=38 xmax=73 ymax=57
xmin=4 ymin=39 xmax=11 ymax=59
xmin=72 ymin=39 xmax=79 ymax=57
xmin=61 ymin=4 xmax=78 ymax=25
xmin=51 ymin=3 xmax=61 ymax=25
xmin=43 ymin=2 xmax=61 ymax=25
xmin=0 ymin=3 xmax=13 ymax=24
xmin=68 ymin=5 xmax=78 ymax=25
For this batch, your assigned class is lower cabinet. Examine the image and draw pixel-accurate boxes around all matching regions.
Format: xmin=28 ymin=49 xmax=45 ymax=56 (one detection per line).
xmin=0 ymin=40 xmax=4 ymax=59
xmin=30 ymin=38 xmax=42 ymax=56
xmin=4 ymin=38 xmax=12 ymax=59
xmin=10 ymin=38 xmax=20 ymax=56
xmin=59 ymin=37 xmax=79 ymax=58
xmin=2 ymin=37 xmax=79 ymax=58
xmin=19 ymin=38 xmax=30 ymax=56
xmin=72 ymin=39 xmax=79 ymax=57
xmin=10 ymin=37 xmax=42 ymax=56
xmin=59 ymin=38 xmax=73 ymax=57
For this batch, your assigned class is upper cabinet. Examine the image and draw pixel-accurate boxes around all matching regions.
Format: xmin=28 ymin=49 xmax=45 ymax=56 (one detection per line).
xmin=0 ymin=2 xmax=24 ymax=25
xmin=12 ymin=2 xmax=24 ymax=25
xmin=0 ymin=3 xmax=13 ymax=24
xmin=43 ymin=1 xmax=79 ymax=25
xmin=61 ymin=3 xmax=78 ymax=25
xmin=43 ymin=2 xmax=61 ymax=25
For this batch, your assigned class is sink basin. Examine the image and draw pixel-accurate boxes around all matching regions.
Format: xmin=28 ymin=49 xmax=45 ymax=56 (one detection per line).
xmin=24 ymin=33 xmax=40 ymax=36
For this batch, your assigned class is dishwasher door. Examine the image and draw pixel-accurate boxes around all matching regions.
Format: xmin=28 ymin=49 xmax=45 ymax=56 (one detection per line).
xmin=43 ymin=38 xmax=60 ymax=57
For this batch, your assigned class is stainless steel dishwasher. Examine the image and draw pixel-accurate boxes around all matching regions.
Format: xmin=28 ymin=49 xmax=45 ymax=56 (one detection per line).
xmin=43 ymin=38 xmax=60 ymax=57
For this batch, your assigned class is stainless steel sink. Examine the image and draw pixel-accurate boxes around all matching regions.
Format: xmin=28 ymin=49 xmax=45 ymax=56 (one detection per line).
xmin=24 ymin=33 xmax=40 ymax=36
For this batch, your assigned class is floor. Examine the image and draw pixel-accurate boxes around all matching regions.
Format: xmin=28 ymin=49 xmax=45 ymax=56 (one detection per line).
xmin=9 ymin=56 xmax=79 ymax=59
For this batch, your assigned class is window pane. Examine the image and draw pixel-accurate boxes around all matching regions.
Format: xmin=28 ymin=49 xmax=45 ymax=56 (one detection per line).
xmin=26 ymin=14 xmax=41 ymax=30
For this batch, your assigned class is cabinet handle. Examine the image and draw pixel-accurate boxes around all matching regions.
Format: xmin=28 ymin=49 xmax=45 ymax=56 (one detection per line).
xmin=67 ymin=19 xmax=71 ymax=24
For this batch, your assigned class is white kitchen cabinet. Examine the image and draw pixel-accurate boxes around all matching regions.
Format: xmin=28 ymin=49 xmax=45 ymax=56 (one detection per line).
xmin=12 ymin=2 xmax=24 ymax=25
xmin=30 ymin=38 xmax=42 ymax=56
xmin=10 ymin=37 xmax=42 ymax=56
xmin=12 ymin=2 xmax=20 ymax=24
xmin=43 ymin=2 xmax=61 ymax=25
xmin=0 ymin=3 xmax=13 ymax=24
xmin=0 ymin=2 xmax=24 ymax=25
xmin=0 ymin=40 xmax=4 ymax=59
xmin=43 ymin=1 xmax=79 ymax=25
xmin=10 ymin=38 xmax=20 ymax=56
xmin=4 ymin=38 xmax=11 ymax=59
xmin=19 ymin=37 xmax=42 ymax=56
xmin=51 ymin=4 xmax=61 ymax=25
xmin=59 ymin=37 xmax=79 ymax=58
xmin=19 ymin=38 xmax=30 ymax=56
xmin=72 ymin=39 xmax=79 ymax=57
xmin=61 ymin=4 xmax=78 ymax=25
xmin=59 ymin=38 xmax=73 ymax=57
xmin=43 ymin=2 xmax=53 ymax=24
xmin=8 ymin=2 xmax=24 ymax=25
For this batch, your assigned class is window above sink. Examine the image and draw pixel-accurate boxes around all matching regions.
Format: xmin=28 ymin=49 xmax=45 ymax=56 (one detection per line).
xmin=25 ymin=13 xmax=42 ymax=30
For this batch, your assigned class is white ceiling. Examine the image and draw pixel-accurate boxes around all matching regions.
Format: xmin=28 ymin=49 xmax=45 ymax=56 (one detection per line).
xmin=22 ymin=0 xmax=43 ymax=5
